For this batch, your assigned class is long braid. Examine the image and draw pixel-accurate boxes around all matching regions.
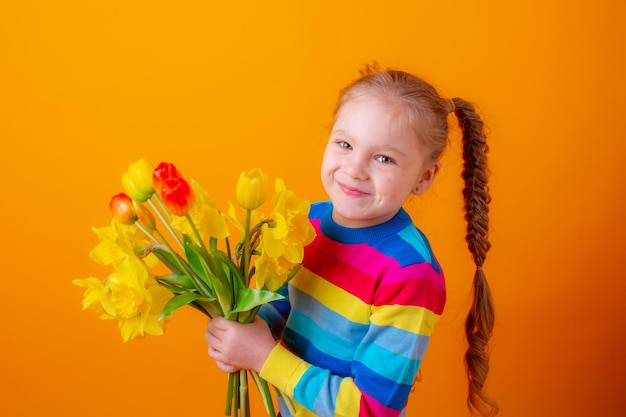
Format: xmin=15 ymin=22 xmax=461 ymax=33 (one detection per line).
xmin=452 ymin=97 xmax=498 ymax=416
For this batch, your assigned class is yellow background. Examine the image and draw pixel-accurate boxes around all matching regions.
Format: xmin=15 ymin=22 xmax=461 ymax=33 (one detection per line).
xmin=1 ymin=1 xmax=625 ymax=416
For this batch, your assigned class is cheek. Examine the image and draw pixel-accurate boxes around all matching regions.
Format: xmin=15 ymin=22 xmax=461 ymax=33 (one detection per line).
xmin=320 ymin=149 xmax=335 ymax=176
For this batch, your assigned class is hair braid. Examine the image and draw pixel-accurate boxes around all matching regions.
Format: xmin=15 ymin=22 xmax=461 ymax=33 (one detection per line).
xmin=452 ymin=97 xmax=498 ymax=417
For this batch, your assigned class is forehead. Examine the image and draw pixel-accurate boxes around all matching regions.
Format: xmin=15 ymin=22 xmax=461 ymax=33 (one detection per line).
xmin=334 ymin=97 xmax=414 ymax=139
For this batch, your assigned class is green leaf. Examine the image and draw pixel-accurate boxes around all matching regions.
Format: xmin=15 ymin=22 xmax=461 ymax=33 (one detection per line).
xmin=213 ymin=250 xmax=246 ymax=290
xmin=182 ymin=235 xmax=211 ymax=278
xmin=160 ymin=292 xmax=216 ymax=320
xmin=178 ymin=256 xmax=215 ymax=298
xmin=228 ymin=288 xmax=284 ymax=319
xmin=184 ymin=238 xmax=233 ymax=313
xmin=156 ymin=273 xmax=195 ymax=289
xmin=152 ymin=247 xmax=184 ymax=275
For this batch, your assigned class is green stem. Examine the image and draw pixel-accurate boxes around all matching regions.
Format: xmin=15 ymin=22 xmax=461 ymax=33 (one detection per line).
xmin=239 ymin=369 xmax=249 ymax=417
xmin=226 ymin=372 xmax=234 ymax=416
xmin=251 ymin=371 xmax=276 ymax=417
xmin=145 ymin=226 xmax=212 ymax=299
xmin=185 ymin=213 xmax=209 ymax=254
xmin=233 ymin=371 xmax=240 ymax=415
xmin=134 ymin=221 xmax=160 ymax=245
xmin=147 ymin=198 xmax=185 ymax=251
xmin=242 ymin=209 xmax=252 ymax=287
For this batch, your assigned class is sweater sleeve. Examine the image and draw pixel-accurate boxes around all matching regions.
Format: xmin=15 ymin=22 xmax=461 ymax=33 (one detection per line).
xmin=259 ymin=265 xmax=445 ymax=417
xmin=257 ymin=284 xmax=291 ymax=340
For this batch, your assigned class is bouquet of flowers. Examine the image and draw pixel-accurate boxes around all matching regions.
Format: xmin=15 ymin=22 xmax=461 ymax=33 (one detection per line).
xmin=73 ymin=159 xmax=315 ymax=417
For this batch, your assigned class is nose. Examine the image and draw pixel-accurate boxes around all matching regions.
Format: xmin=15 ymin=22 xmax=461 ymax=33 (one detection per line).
xmin=343 ymin=152 xmax=368 ymax=180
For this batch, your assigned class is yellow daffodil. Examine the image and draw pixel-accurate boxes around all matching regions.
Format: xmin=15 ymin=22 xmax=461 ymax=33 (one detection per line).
xmin=89 ymin=221 xmax=158 ymax=268
xmin=72 ymin=277 xmax=116 ymax=318
xmin=118 ymin=283 xmax=173 ymax=342
xmin=260 ymin=178 xmax=315 ymax=263
xmin=236 ymin=168 xmax=268 ymax=210
xmin=170 ymin=179 xmax=229 ymax=241
xmin=255 ymin=252 xmax=295 ymax=291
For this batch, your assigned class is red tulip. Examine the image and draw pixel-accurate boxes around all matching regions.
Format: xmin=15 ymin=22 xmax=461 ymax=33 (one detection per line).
xmin=153 ymin=162 xmax=182 ymax=194
xmin=110 ymin=193 xmax=137 ymax=225
xmin=161 ymin=177 xmax=195 ymax=216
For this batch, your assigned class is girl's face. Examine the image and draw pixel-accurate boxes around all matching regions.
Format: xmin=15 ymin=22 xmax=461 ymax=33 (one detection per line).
xmin=321 ymin=97 xmax=440 ymax=228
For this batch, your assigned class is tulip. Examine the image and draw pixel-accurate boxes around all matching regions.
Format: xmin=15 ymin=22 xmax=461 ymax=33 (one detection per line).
xmin=121 ymin=159 xmax=154 ymax=202
xmin=133 ymin=201 xmax=156 ymax=231
xmin=153 ymin=162 xmax=182 ymax=194
xmin=110 ymin=193 xmax=137 ymax=225
xmin=161 ymin=177 xmax=195 ymax=216
xmin=236 ymin=168 xmax=268 ymax=210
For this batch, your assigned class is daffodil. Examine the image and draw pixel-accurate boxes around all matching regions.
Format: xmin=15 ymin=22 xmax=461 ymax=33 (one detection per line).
xmin=72 ymin=277 xmax=116 ymax=318
xmin=255 ymin=252 xmax=296 ymax=291
xmin=89 ymin=221 xmax=158 ymax=268
xmin=108 ymin=257 xmax=148 ymax=318
xmin=117 ymin=280 xmax=173 ymax=341
xmin=260 ymin=178 xmax=315 ymax=263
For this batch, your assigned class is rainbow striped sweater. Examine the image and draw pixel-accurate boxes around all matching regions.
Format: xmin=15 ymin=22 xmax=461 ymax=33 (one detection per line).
xmin=258 ymin=201 xmax=446 ymax=417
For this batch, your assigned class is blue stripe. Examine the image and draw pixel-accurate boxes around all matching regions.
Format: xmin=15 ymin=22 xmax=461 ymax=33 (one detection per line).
xmin=357 ymin=340 xmax=421 ymax=385
xmin=364 ymin=324 xmax=431 ymax=361
xmin=290 ymin=286 xmax=369 ymax=341
xmin=283 ymin=328 xmax=352 ymax=376
xmin=353 ymin=361 xmax=411 ymax=410
xmin=289 ymin=310 xmax=357 ymax=361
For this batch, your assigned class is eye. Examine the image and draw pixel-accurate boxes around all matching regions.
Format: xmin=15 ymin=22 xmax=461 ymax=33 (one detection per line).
xmin=375 ymin=154 xmax=395 ymax=164
xmin=337 ymin=141 xmax=352 ymax=150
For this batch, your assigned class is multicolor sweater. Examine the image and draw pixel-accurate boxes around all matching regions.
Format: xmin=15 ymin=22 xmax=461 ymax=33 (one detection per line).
xmin=258 ymin=201 xmax=446 ymax=417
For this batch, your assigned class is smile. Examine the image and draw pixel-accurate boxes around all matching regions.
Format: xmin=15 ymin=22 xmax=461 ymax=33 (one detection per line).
xmin=338 ymin=182 xmax=369 ymax=198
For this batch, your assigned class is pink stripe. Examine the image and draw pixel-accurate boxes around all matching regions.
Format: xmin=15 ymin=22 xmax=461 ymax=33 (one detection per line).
xmin=303 ymin=242 xmax=378 ymax=303
xmin=375 ymin=276 xmax=446 ymax=313
xmin=382 ymin=262 xmax=446 ymax=291
xmin=309 ymin=220 xmax=399 ymax=277
xmin=359 ymin=391 xmax=403 ymax=417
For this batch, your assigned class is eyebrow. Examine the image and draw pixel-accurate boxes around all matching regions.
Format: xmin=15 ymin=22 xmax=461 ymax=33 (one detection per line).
xmin=332 ymin=129 xmax=405 ymax=156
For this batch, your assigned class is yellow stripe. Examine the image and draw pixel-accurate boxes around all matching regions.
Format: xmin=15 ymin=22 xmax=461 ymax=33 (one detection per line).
xmin=371 ymin=304 xmax=440 ymax=335
xmin=259 ymin=345 xmax=310 ymax=397
xmin=292 ymin=270 xmax=370 ymax=324
xmin=335 ymin=378 xmax=361 ymax=417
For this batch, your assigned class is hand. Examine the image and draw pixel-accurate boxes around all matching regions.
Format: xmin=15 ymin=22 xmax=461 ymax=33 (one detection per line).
xmin=205 ymin=316 xmax=277 ymax=373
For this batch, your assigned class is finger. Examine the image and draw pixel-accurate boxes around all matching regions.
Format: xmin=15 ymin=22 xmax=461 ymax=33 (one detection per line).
xmin=216 ymin=361 xmax=240 ymax=373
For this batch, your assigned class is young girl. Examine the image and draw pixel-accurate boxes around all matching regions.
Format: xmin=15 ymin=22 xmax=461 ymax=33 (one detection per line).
xmin=205 ymin=65 xmax=497 ymax=417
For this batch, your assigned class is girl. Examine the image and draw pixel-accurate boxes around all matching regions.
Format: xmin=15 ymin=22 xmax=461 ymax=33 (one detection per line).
xmin=205 ymin=65 xmax=497 ymax=417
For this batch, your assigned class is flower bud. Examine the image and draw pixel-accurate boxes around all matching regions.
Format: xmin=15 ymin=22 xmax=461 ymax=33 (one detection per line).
xmin=122 ymin=159 xmax=154 ymax=202
xmin=133 ymin=201 xmax=156 ymax=231
xmin=161 ymin=177 xmax=195 ymax=216
xmin=236 ymin=168 xmax=268 ymax=210
xmin=110 ymin=193 xmax=137 ymax=225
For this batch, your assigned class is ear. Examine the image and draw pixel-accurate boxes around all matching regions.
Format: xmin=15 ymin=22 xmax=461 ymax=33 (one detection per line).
xmin=412 ymin=161 xmax=441 ymax=195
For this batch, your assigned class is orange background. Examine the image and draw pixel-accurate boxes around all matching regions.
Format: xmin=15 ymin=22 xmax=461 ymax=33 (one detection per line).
xmin=1 ymin=1 xmax=625 ymax=416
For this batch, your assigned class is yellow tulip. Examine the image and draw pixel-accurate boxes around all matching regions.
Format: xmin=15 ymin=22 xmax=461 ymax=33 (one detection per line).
xmin=122 ymin=159 xmax=154 ymax=202
xmin=236 ymin=168 xmax=268 ymax=210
